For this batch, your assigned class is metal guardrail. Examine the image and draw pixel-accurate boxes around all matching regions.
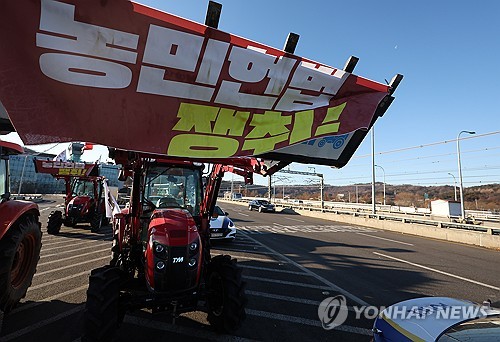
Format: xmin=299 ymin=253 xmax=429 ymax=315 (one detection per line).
xmin=226 ymin=198 xmax=500 ymax=236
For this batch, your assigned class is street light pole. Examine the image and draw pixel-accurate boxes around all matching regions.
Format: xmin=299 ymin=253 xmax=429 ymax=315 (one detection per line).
xmin=447 ymin=172 xmax=458 ymax=201
xmin=457 ymin=130 xmax=475 ymax=220
xmin=371 ymin=127 xmax=376 ymax=214
xmin=375 ymin=165 xmax=386 ymax=205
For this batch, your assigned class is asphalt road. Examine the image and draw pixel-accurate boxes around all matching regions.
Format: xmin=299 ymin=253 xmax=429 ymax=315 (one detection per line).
xmin=1 ymin=197 xmax=499 ymax=341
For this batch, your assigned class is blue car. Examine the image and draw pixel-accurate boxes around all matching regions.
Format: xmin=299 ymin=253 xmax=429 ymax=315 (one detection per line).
xmin=373 ymin=297 xmax=500 ymax=341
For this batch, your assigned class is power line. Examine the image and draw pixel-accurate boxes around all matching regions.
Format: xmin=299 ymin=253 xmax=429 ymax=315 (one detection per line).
xmin=353 ymin=130 xmax=500 ymax=159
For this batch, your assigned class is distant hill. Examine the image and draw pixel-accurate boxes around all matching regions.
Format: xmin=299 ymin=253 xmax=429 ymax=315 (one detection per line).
xmin=220 ymin=181 xmax=500 ymax=212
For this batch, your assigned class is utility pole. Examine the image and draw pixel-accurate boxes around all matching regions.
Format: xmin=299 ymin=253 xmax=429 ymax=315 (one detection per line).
xmin=268 ymin=175 xmax=272 ymax=203
xmin=371 ymin=127 xmax=376 ymax=214
xmin=278 ymin=169 xmax=324 ymax=210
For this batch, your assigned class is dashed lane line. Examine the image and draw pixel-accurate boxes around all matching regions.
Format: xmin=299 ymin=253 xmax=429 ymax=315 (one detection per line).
xmin=243 ymin=276 xmax=331 ymax=290
xmin=240 ymin=231 xmax=371 ymax=307
xmin=0 ymin=305 xmax=84 ymax=341
xmin=212 ymin=247 xmax=275 ymax=255
xmin=356 ymin=233 xmax=414 ymax=246
xmin=283 ymin=217 xmax=305 ymax=223
xmin=238 ymin=264 xmax=309 ymax=276
xmin=246 ymin=309 xmax=372 ymax=336
xmin=124 ymin=315 xmax=259 ymax=342
xmin=374 ymin=252 xmax=500 ymax=291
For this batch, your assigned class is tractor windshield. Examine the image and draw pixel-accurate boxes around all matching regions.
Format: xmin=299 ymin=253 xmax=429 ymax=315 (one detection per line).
xmin=144 ymin=166 xmax=202 ymax=216
xmin=72 ymin=179 xmax=95 ymax=198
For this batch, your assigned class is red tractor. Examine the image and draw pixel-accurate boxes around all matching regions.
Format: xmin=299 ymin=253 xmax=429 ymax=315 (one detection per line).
xmin=34 ymin=160 xmax=108 ymax=234
xmin=0 ymin=140 xmax=42 ymax=327
xmin=83 ymin=149 xmax=265 ymax=341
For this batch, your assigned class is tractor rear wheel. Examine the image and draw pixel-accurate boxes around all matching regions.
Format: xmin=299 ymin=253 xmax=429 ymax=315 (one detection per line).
xmin=47 ymin=210 xmax=63 ymax=235
xmin=90 ymin=212 xmax=102 ymax=233
xmin=206 ymin=255 xmax=247 ymax=333
xmin=83 ymin=266 xmax=126 ymax=342
xmin=0 ymin=215 xmax=42 ymax=313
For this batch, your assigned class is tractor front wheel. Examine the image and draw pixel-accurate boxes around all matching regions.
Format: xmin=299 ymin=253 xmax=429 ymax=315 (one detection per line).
xmin=47 ymin=210 xmax=63 ymax=235
xmin=90 ymin=212 xmax=102 ymax=233
xmin=206 ymin=255 xmax=247 ymax=333
xmin=83 ymin=266 xmax=126 ymax=342
xmin=0 ymin=215 xmax=42 ymax=313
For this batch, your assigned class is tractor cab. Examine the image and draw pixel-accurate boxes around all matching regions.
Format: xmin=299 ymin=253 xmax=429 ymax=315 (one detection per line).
xmin=143 ymin=162 xmax=203 ymax=217
xmin=0 ymin=140 xmax=23 ymax=202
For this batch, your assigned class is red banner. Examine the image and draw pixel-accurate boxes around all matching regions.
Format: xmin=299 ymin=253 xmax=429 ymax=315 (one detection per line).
xmin=0 ymin=1 xmax=391 ymax=166
xmin=34 ymin=160 xmax=96 ymax=177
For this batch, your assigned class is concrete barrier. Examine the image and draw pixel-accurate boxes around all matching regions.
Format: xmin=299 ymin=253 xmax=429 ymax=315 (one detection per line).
xmin=219 ymin=199 xmax=500 ymax=250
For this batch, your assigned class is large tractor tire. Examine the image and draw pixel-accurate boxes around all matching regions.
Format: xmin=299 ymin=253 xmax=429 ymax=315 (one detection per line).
xmin=90 ymin=212 xmax=103 ymax=233
xmin=0 ymin=215 xmax=42 ymax=313
xmin=83 ymin=266 xmax=126 ymax=342
xmin=63 ymin=216 xmax=76 ymax=228
xmin=206 ymin=255 xmax=247 ymax=333
xmin=47 ymin=210 xmax=63 ymax=235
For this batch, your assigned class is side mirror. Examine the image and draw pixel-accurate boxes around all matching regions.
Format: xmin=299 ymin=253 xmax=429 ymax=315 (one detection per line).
xmin=225 ymin=212 xmax=229 ymax=216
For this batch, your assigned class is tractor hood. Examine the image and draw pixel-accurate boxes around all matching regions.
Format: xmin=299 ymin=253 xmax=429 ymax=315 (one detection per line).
xmin=149 ymin=209 xmax=198 ymax=246
xmin=0 ymin=0 xmax=401 ymax=168
xmin=69 ymin=196 xmax=92 ymax=206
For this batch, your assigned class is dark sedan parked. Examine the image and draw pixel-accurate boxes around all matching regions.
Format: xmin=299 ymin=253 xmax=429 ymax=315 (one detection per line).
xmin=248 ymin=199 xmax=275 ymax=213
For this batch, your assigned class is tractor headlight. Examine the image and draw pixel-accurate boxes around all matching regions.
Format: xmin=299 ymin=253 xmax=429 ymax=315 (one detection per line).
xmin=189 ymin=239 xmax=199 ymax=256
xmin=228 ymin=219 xmax=234 ymax=228
xmin=153 ymin=242 xmax=168 ymax=259
xmin=188 ymin=258 xmax=197 ymax=267
xmin=156 ymin=261 xmax=166 ymax=270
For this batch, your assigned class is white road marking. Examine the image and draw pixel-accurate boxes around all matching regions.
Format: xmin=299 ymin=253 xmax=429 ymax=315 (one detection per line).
xmin=36 ymin=248 xmax=109 ymax=267
xmin=236 ymin=212 xmax=250 ymax=217
xmin=124 ymin=315 xmax=258 ymax=342
xmin=12 ymin=285 xmax=88 ymax=314
xmin=238 ymin=264 xmax=309 ymax=276
xmin=374 ymin=252 xmax=500 ymax=291
xmin=39 ymin=207 xmax=54 ymax=212
xmin=244 ymin=275 xmax=332 ymax=290
xmin=0 ymin=305 xmax=84 ymax=341
xmin=42 ymin=232 xmax=113 ymax=245
xmin=272 ymin=222 xmax=287 ymax=227
xmin=283 ymin=217 xmax=305 ymax=222
xmin=34 ymin=256 xmax=110 ymax=277
xmin=213 ymin=247 xmax=274 ymax=255
xmin=247 ymin=309 xmax=372 ymax=336
xmin=241 ymin=231 xmax=371 ymax=306
xmin=41 ymin=241 xmax=110 ymax=258
xmin=29 ymin=270 xmax=90 ymax=291
xmin=41 ymin=238 xmax=110 ymax=252
xmin=356 ymin=233 xmax=414 ymax=246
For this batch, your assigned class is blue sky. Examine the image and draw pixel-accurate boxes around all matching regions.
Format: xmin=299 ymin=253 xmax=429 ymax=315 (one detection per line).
xmin=5 ymin=0 xmax=500 ymax=188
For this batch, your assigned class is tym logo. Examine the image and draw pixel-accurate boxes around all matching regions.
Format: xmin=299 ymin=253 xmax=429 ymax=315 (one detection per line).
xmin=173 ymin=257 xmax=184 ymax=264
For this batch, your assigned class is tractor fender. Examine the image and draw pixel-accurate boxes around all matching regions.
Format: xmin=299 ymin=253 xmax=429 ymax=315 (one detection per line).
xmin=0 ymin=200 xmax=39 ymax=240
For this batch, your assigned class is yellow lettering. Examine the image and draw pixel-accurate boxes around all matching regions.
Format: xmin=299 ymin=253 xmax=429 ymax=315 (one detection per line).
xmin=168 ymin=134 xmax=239 ymax=158
xmin=314 ymin=102 xmax=347 ymax=136
xmin=289 ymin=110 xmax=314 ymax=144
xmin=213 ymin=108 xmax=250 ymax=136
xmin=246 ymin=111 xmax=291 ymax=138
xmin=172 ymin=103 xmax=218 ymax=133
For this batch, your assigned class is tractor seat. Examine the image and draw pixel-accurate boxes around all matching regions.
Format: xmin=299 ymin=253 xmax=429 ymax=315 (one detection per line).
xmin=157 ymin=197 xmax=180 ymax=208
